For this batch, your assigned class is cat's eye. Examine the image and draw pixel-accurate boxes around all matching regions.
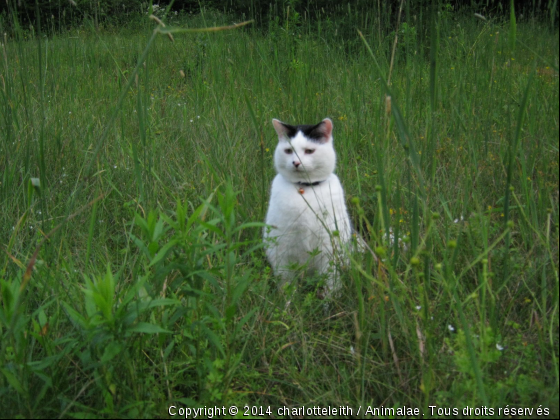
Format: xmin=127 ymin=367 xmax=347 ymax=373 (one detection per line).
xmin=284 ymin=149 xmax=293 ymax=154
xmin=304 ymin=149 xmax=315 ymax=155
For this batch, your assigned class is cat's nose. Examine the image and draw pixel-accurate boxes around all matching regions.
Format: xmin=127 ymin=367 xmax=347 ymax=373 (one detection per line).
xmin=293 ymin=161 xmax=301 ymax=168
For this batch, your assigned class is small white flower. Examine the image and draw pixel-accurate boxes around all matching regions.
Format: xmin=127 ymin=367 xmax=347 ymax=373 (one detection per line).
xmin=496 ymin=343 xmax=504 ymax=351
xmin=114 ymin=165 xmax=117 ymax=169
xmin=448 ymin=324 xmax=455 ymax=332
xmin=415 ymin=305 xmax=421 ymax=310
xmin=190 ymin=119 xmax=193 ymax=123
xmin=197 ymin=115 xmax=200 ymax=119
xmin=349 ymin=346 xmax=355 ymax=355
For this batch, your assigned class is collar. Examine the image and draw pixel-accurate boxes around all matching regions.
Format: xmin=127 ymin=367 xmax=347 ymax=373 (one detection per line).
xmin=296 ymin=180 xmax=325 ymax=187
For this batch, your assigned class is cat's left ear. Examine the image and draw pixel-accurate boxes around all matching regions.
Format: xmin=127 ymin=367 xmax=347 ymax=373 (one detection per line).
xmin=310 ymin=118 xmax=333 ymax=143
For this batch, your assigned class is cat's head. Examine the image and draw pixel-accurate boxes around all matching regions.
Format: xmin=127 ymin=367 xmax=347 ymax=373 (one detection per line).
xmin=271 ymin=118 xmax=336 ymax=183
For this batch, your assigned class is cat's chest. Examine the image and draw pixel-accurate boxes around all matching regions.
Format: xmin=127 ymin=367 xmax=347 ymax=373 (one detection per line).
xmin=268 ymin=174 xmax=343 ymax=218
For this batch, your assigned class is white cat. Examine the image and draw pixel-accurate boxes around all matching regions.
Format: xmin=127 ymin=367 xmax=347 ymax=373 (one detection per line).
xmin=263 ymin=118 xmax=352 ymax=298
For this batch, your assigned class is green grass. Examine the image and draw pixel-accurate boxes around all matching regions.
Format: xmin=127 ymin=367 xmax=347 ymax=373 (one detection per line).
xmin=0 ymin=6 xmax=558 ymax=418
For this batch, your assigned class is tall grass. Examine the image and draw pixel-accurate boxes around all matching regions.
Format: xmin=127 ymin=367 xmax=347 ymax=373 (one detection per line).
xmin=0 ymin=4 xmax=558 ymax=417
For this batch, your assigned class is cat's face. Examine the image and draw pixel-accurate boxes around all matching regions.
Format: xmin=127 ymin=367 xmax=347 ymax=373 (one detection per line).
xmin=272 ymin=118 xmax=336 ymax=183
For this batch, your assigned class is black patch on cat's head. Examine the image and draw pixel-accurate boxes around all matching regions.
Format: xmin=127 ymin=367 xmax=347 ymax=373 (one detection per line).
xmin=274 ymin=119 xmax=333 ymax=143
xmin=299 ymin=124 xmax=325 ymax=141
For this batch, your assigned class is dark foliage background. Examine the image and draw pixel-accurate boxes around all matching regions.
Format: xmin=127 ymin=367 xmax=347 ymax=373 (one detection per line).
xmin=0 ymin=0 xmax=557 ymax=36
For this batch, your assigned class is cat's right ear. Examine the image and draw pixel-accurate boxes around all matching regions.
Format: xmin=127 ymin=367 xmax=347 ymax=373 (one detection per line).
xmin=272 ymin=119 xmax=292 ymax=140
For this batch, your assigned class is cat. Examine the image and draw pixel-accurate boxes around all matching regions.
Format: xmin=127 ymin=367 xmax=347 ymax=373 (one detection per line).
xmin=263 ymin=117 xmax=353 ymax=298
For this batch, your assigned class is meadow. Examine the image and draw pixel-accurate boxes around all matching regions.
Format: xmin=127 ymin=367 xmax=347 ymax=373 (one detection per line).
xmin=0 ymin=4 xmax=558 ymax=418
